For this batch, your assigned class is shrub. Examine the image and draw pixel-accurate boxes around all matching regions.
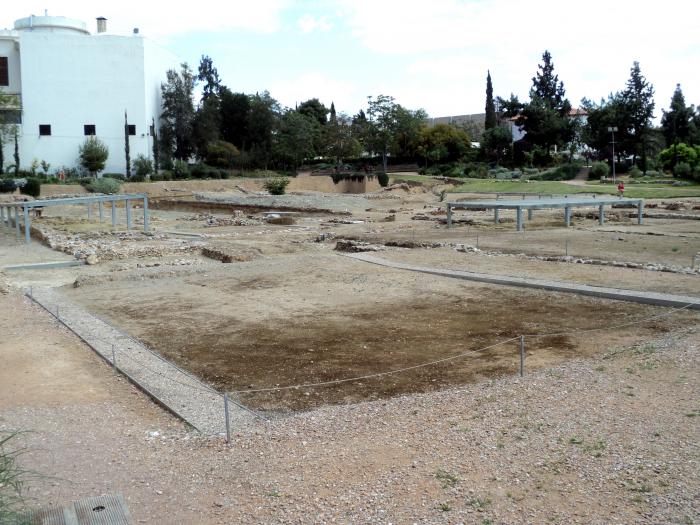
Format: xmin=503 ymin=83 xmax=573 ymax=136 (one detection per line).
xmin=377 ymin=172 xmax=389 ymax=187
xmin=629 ymin=166 xmax=644 ymax=178
xmin=172 ymin=160 xmax=189 ymax=180
xmin=132 ymin=154 xmax=153 ymax=179
xmin=79 ymin=137 xmax=109 ymax=176
xmin=205 ymin=140 xmax=239 ymax=168
xmin=20 ymin=178 xmax=41 ymax=198
xmin=589 ymin=161 xmax=610 ymax=180
xmin=87 ymin=177 xmax=122 ymax=194
xmin=673 ymin=161 xmax=692 ymax=179
xmin=103 ymin=173 xmax=126 ymax=181
xmin=0 ymin=179 xmax=16 ymax=193
xmin=264 ymin=177 xmax=290 ymax=195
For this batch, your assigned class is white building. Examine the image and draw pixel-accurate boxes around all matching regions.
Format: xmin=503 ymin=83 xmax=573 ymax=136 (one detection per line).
xmin=0 ymin=14 xmax=180 ymax=175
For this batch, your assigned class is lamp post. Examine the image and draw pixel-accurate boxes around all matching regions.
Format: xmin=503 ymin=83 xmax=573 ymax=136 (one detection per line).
xmin=608 ymin=126 xmax=618 ymax=183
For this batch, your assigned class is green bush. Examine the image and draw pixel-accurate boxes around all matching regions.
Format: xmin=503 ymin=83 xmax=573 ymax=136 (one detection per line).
xmin=377 ymin=172 xmax=389 ymax=187
xmin=673 ymin=162 xmax=692 ymax=179
xmin=79 ymin=137 xmax=109 ymax=175
xmin=103 ymin=173 xmax=126 ymax=181
xmin=264 ymin=177 xmax=290 ymax=195
xmin=205 ymin=140 xmax=239 ymax=168
xmin=589 ymin=161 xmax=610 ymax=180
xmin=87 ymin=177 xmax=122 ymax=194
xmin=132 ymin=154 xmax=153 ymax=179
xmin=20 ymin=178 xmax=41 ymax=198
xmin=172 ymin=160 xmax=189 ymax=180
xmin=0 ymin=179 xmax=16 ymax=193
xmin=629 ymin=166 xmax=644 ymax=178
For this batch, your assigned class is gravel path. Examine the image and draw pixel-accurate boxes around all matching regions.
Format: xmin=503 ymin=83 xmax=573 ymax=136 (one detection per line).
xmin=344 ymin=252 xmax=700 ymax=309
xmin=27 ymin=287 xmax=256 ymax=434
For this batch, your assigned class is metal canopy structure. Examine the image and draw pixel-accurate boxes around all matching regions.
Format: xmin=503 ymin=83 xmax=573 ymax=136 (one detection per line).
xmin=446 ymin=196 xmax=645 ymax=231
xmin=0 ymin=193 xmax=149 ymax=243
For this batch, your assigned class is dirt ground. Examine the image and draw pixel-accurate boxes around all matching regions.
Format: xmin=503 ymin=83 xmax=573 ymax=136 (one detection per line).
xmin=0 ymin=291 xmax=698 ymax=524
xmin=1 ymin=177 xmax=699 ymax=523
xmin=61 ymin=253 xmax=696 ymax=414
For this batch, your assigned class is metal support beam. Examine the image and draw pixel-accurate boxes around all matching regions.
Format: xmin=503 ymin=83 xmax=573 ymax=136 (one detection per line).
xmin=0 ymin=206 xmax=5 ymax=226
xmin=111 ymin=201 xmax=117 ymax=227
xmin=143 ymin=197 xmax=149 ymax=232
xmin=564 ymin=206 xmax=571 ymax=227
xmin=637 ymin=201 xmax=644 ymax=225
xmin=599 ymin=204 xmax=605 ymax=225
xmin=15 ymin=207 xmax=20 ymax=239
xmin=527 ymin=208 xmax=533 ymax=221
xmin=516 ymin=207 xmax=523 ymax=232
xmin=23 ymin=205 xmax=30 ymax=243
xmin=126 ymin=200 xmax=132 ymax=230
xmin=98 ymin=201 xmax=104 ymax=223
xmin=87 ymin=202 xmax=92 ymax=221
xmin=494 ymin=208 xmax=499 ymax=224
xmin=446 ymin=204 xmax=452 ymax=228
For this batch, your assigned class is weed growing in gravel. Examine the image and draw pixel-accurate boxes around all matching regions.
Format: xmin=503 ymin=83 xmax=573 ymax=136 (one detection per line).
xmin=435 ymin=469 xmax=459 ymax=488
xmin=437 ymin=502 xmax=452 ymax=512
xmin=568 ymin=437 xmax=583 ymax=445
xmin=583 ymin=440 xmax=606 ymax=457
xmin=469 ymin=496 xmax=492 ymax=511
xmin=627 ymin=482 xmax=653 ymax=493
xmin=0 ymin=431 xmax=30 ymax=523
xmin=685 ymin=409 xmax=699 ymax=418
xmin=639 ymin=361 xmax=656 ymax=370
xmin=634 ymin=344 xmax=657 ymax=356
xmin=595 ymin=365 xmax=606 ymax=372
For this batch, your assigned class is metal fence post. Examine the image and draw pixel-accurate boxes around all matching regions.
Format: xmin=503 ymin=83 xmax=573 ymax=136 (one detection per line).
xmin=224 ymin=393 xmax=231 ymax=444
xmin=519 ymin=335 xmax=525 ymax=377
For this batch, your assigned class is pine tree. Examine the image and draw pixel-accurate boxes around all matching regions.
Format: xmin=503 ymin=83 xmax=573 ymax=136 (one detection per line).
xmin=661 ymin=84 xmax=693 ymax=147
xmin=484 ymin=70 xmax=497 ymax=130
xmin=622 ymin=61 xmax=655 ymax=169
xmin=530 ymin=50 xmax=568 ymax=113
xmin=329 ymin=102 xmax=337 ymax=124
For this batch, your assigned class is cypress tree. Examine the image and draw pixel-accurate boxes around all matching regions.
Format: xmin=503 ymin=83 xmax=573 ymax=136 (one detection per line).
xmin=485 ymin=71 xmax=497 ymax=130
xmin=124 ymin=110 xmax=131 ymax=178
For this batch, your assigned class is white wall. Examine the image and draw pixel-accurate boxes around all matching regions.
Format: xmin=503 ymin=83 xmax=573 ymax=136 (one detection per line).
xmin=8 ymin=27 xmax=179 ymax=175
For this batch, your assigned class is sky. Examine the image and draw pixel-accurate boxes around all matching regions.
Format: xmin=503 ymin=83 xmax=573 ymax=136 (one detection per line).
xmin=5 ymin=1 xmax=700 ymax=120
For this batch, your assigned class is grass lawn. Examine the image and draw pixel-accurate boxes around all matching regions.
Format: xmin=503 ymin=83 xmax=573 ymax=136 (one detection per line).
xmin=448 ymin=179 xmax=700 ymax=199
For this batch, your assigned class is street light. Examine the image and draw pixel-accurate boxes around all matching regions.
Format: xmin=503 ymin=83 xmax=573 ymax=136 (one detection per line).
xmin=608 ymin=126 xmax=618 ymax=183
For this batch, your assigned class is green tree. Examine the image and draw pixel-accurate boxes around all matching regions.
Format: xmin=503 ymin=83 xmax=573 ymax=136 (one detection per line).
xmin=622 ymin=61 xmax=655 ymax=170
xmin=132 ymin=154 xmax=153 ymax=179
xmin=193 ymin=56 xmax=223 ymax=159
xmin=391 ymin=106 xmax=428 ymax=159
xmin=274 ymin=110 xmax=318 ymax=171
xmin=482 ymin=126 xmax=512 ymax=165
xmin=124 ymin=110 xmax=131 ymax=178
xmin=160 ymin=63 xmax=196 ymax=161
xmin=661 ymin=84 xmax=694 ymax=147
xmin=219 ymin=88 xmax=251 ymax=150
xmin=416 ymin=124 xmax=471 ymax=165
xmin=367 ymin=95 xmax=399 ymax=172
xmin=522 ymin=50 xmax=573 ymax=154
xmin=151 ymin=117 xmax=159 ymax=172
xmin=323 ymin=112 xmax=362 ymax=163
xmin=484 ymin=70 xmax=497 ymax=130
xmin=197 ymin=55 xmax=221 ymax=101
xmin=298 ymin=98 xmax=328 ymax=126
xmin=79 ymin=137 xmax=109 ymax=176
xmin=247 ymin=91 xmax=280 ymax=169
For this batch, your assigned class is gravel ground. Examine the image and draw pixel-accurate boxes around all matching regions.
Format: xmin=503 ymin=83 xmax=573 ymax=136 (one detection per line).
xmin=1 ymin=291 xmax=698 ymax=524
xmin=194 ymin=191 xmax=374 ymax=214
xmin=27 ymin=287 xmax=255 ymax=434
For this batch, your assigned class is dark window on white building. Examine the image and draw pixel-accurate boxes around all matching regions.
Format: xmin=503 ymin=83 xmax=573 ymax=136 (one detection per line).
xmin=84 ymin=124 xmax=96 ymax=135
xmin=0 ymin=57 xmax=8 ymax=86
xmin=39 ymin=124 xmax=51 ymax=136
xmin=127 ymin=124 xmax=136 ymax=136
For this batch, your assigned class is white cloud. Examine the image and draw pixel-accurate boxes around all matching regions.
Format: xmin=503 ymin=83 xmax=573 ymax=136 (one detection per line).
xmin=336 ymin=0 xmax=700 ymax=116
xmin=268 ymin=72 xmax=358 ymax=113
xmin=2 ymin=0 xmax=290 ymax=36
xmin=298 ymin=14 xmax=333 ymax=34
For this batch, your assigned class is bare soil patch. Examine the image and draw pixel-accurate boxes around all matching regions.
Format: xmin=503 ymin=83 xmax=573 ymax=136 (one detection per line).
xmin=62 ymin=256 xmax=694 ymax=414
